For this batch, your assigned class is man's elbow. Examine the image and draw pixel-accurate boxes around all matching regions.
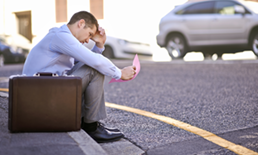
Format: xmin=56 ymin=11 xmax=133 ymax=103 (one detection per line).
xmin=91 ymin=59 xmax=104 ymax=69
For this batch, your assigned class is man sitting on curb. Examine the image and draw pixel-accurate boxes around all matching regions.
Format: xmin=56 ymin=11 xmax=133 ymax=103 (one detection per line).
xmin=22 ymin=11 xmax=136 ymax=143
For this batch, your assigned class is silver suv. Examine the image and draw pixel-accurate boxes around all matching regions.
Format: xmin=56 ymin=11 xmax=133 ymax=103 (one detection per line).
xmin=156 ymin=0 xmax=258 ymax=59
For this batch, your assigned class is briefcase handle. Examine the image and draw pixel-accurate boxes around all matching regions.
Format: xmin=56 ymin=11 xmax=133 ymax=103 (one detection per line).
xmin=34 ymin=72 xmax=59 ymax=77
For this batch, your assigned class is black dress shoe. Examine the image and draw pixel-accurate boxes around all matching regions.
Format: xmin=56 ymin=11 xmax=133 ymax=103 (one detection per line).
xmin=81 ymin=117 xmax=120 ymax=132
xmin=83 ymin=123 xmax=124 ymax=143
xmin=97 ymin=122 xmax=120 ymax=132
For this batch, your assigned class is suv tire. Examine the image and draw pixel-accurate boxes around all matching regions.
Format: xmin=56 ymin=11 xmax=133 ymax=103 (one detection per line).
xmin=251 ymin=31 xmax=258 ymax=57
xmin=0 ymin=54 xmax=4 ymax=66
xmin=103 ymin=46 xmax=114 ymax=59
xmin=166 ymin=34 xmax=187 ymax=59
xmin=202 ymin=52 xmax=212 ymax=59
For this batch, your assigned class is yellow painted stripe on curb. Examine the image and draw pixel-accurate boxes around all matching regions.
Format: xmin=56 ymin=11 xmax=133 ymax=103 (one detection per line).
xmin=0 ymin=88 xmax=8 ymax=92
xmin=105 ymin=102 xmax=258 ymax=155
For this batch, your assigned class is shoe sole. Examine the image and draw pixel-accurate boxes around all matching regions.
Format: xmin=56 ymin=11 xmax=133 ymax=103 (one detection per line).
xmin=105 ymin=128 xmax=120 ymax=132
xmin=94 ymin=135 xmax=124 ymax=143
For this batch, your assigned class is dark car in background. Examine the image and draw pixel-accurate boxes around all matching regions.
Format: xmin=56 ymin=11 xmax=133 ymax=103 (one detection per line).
xmin=0 ymin=35 xmax=28 ymax=65
xmin=156 ymin=0 xmax=258 ymax=59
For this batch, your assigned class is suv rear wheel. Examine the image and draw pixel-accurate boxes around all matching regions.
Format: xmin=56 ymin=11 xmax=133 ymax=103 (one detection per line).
xmin=0 ymin=54 xmax=4 ymax=66
xmin=251 ymin=31 xmax=258 ymax=57
xmin=166 ymin=34 xmax=187 ymax=59
xmin=103 ymin=46 xmax=114 ymax=59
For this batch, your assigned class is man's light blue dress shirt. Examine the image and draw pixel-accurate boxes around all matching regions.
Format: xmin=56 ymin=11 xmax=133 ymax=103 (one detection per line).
xmin=23 ymin=24 xmax=121 ymax=80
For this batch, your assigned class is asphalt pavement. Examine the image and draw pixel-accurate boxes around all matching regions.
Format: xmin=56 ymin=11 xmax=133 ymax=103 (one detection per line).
xmin=0 ymin=59 xmax=258 ymax=155
xmin=103 ymin=59 xmax=258 ymax=154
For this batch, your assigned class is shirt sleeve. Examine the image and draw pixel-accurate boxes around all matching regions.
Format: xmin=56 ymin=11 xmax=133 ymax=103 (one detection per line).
xmin=50 ymin=30 xmax=121 ymax=80
xmin=91 ymin=44 xmax=105 ymax=54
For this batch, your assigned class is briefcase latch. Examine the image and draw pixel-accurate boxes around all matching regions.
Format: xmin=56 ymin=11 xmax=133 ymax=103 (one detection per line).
xmin=34 ymin=72 xmax=59 ymax=77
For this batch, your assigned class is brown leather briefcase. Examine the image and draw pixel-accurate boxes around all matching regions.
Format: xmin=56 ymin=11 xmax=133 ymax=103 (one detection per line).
xmin=8 ymin=73 xmax=82 ymax=132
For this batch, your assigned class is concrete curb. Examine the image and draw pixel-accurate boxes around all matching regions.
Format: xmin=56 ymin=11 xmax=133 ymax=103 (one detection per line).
xmin=68 ymin=130 xmax=108 ymax=155
xmin=0 ymin=92 xmax=107 ymax=155
xmin=0 ymin=92 xmax=8 ymax=98
xmin=100 ymin=138 xmax=145 ymax=155
xmin=0 ymin=92 xmax=145 ymax=155
xmin=68 ymin=130 xmax=145 ymax=155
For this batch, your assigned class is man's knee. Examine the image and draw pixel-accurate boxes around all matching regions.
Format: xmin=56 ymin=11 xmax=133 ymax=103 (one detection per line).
xmin=92 ymin=68 xmax=105 ymax=83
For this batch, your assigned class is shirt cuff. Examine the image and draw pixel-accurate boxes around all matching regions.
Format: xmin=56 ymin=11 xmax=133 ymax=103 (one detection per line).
xmin=115 ymin=69 xmax=122 ymax=80
xmin=91 ymin=45 xmax=105 ymax=54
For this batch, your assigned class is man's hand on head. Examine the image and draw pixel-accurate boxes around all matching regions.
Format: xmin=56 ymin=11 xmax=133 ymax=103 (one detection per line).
xmin=91 ymin=27 xmax=106 ymax=48
xmin=121 ymin=66 xmax=136 ymax=80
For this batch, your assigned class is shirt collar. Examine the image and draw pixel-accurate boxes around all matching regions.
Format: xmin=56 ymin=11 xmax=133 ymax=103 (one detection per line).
xmin=61 ymin=24 xmax=71 ymax=33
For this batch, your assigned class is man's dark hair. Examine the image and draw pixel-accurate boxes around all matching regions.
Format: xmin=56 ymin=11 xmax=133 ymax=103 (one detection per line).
xmin=68 ymin=11 xmax=98 ymax=30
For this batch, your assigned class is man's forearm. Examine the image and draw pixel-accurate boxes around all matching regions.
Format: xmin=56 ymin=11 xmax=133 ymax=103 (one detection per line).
xmin=95 ymin=42 xmax=104 ymax=49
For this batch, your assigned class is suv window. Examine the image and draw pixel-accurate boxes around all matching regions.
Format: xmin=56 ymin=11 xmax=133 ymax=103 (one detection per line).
xmin=176 ymin=1 xmax=215 ymax=15
xmin=215 ymin=1 xmax=249 ymax=15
